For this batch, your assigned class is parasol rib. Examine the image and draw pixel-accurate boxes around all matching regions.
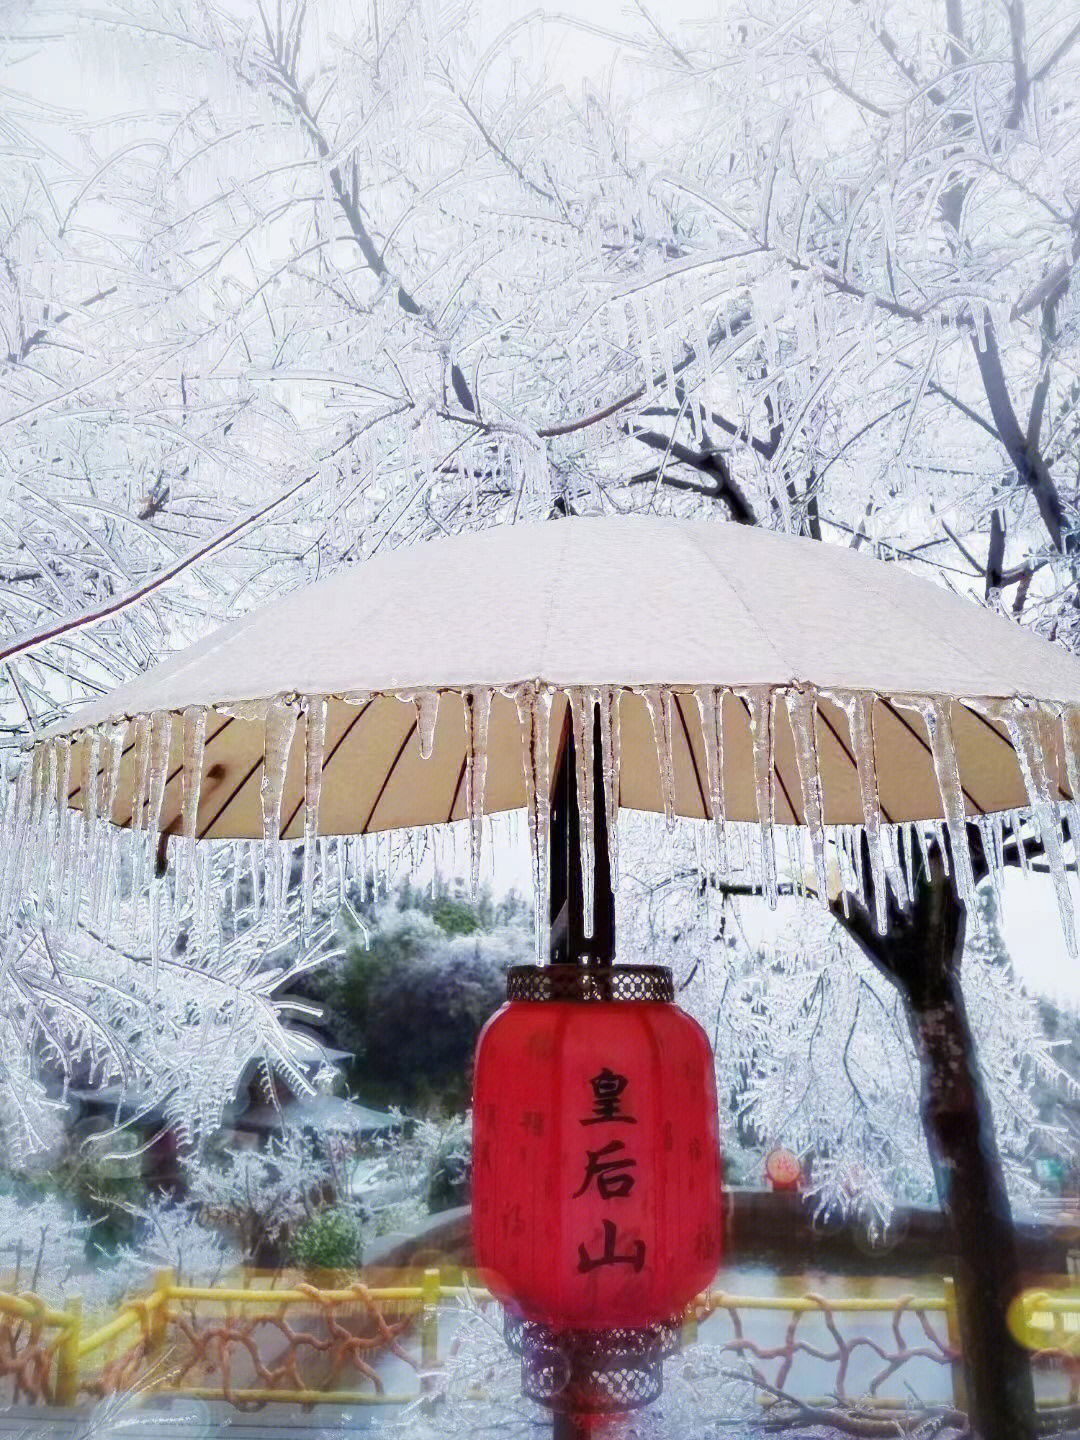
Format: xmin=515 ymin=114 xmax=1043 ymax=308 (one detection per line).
xmin=672 ymin=692 xmax=710 ymax=821
xmin=360 ymin=718 xmax=419 ymax=835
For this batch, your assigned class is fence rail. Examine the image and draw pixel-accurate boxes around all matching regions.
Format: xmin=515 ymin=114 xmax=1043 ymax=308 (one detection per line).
xmin=1 ymin=1270 xmax=1078 ymax=1416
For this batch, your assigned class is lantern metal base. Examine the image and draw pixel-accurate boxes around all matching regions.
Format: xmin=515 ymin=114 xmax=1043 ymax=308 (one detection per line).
xmin=504 ymin=1312 xmax=680 ymax=1414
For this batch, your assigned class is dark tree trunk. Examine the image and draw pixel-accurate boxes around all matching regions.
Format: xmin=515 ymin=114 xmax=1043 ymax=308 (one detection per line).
xmin=837 ymin=841 xmax=1036 ymax=1440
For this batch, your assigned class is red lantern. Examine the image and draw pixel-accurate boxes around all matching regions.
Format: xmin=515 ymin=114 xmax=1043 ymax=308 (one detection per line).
xmin=764 ymin=1148 xmax=803 ymax=1192
xmin=472 ymin=964 xmax=724 ymax=1412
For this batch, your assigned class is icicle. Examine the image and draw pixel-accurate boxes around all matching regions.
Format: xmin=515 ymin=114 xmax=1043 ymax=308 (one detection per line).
xmin=0 ymin=760 xmax=32 ymax=924
xmin=850 ymin=824 xmax=866 ymax=903
xmin=785 ymin=689 xmax=829 ymax=907
xmin=694 ymin=687 xmax=728 ymax=877
xmin=835 ymin=841 xmax=850 ymax=918
xmin=568 ymin=689 xmax=596 ymax=939
xmin=33 ymin=740 xmax=60 ymax=912
xmin=913 ymin=820 xmax=931 ymax=882
xmin=640 ymin=686 xmax=676 ymax=828
xmin=82 ymin=729 xmax=102 ymax=829
xmin=318 ymin=835 xmax=330 ymax=909
xmin=302 ymin=696 xmax=327 ymax=931
xmin=1010 ymin=811 xmax=1030 ymax=873
xmin=101 ymin=827 xmax=121 ymax=933
xmin=981 ymin=698 xmax=1075 ymax=955
xmin=17 ymin=747 xmax=46 ymax=914
xmin=930 ymin=818 xmax=950 ymax=875
xmin=197 ymin=843 xmax=214 ymax=949
xmin=991 ymin=812 xmax=1005 ymax=876
xmin=463 ymin=689 xmax=493 ymax=897
xmin=178 ymin=707 xmax=206 ymax=897
xmin=741 ymin=688 xmax=778 ymax=907
xmin=55 ymin=740 xmax=74 ymax=912
xmin=145 ymin=713 xmax=173 ymax=838
xmin=101 ymin=723 xmax=125 ymax=826
xmin=413 ymin=691 xmax=440 ymax=760
xmin=150 ymin=872 xmax=164 ymax=988
xmin=249 ymin=839 xmax=262 ymax=923
xmin=597 ymin=687 xmax=621 ymax=887
xmin=838 ymin=692 xmax=888 ymax=932
xmin=901 ymin=822 xmax=914 ymax=900
xmin=899 ymin=697 xmax=976 ymax=909
xmin=1059 ymin=705 xmax=1080 ymax=855
xmin=784 ymin=829 xmax=801 ymax=897
xmin=883 ymin=824 xmax=909 ymax=907
xmin=260 ymin=697 xmax=299 ymax=923
xmin=511 ymin=683 xmax=553 ymax=965
xmin=975 ymin=815 xmax=1003 ymax=907
xmin=92 ymin=726 xmax=125 ymax=928
xmin=130 ymin=714 xmax=151 ymax=835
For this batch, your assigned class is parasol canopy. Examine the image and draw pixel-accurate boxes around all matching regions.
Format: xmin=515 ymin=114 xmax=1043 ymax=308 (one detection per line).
xmin=16 ymin=515 xmax=1080 ymax=945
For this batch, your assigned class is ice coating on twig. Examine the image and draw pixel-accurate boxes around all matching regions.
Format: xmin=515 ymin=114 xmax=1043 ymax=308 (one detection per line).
xmin=568 ymin=688 xmax=596 ymax=938
xmin=741 ymin=687 xmax=778 ymax=907
xmin=260 ymin=698 xmax=299 ymax=923
xmin=838 ymin=692 xmax=889 ymax=932
xmin=597 ymin=686 xmax=621 ymax=887
xmin=511 ymin=682 xmax=552 ymax=965
xmin=412 ymin=690 xmax=439 ymax=760
xmin=640 ymin=685 xmax=676 ymax=828
xmin=694 ymin=686 xmax=728 ymax=876
xmin=302 ymin=695 xmax=327 ymax=931
xmin=785 ymin=688 xmax=829 ymax=908
xmin=464 ymin=688 xmax=492 ymax=896
xmin=981 ymin=698 xmax=1075 ymax=956
xmin=900 ymin=698 xmax=975 ymax=909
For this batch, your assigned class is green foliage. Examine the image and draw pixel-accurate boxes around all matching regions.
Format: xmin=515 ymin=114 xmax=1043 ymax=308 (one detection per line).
xmin=416 ymin=1114 xmax=472 ymax=1212
xmin=431 ymin=897 xmax=480 ymax=935
xmin=287 ymin=1207 xmax=361 ymax=1270
xmin=334 ymin=879 xmax=529 ymax=1110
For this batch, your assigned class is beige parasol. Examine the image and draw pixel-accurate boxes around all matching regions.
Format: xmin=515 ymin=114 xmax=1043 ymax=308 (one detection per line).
xmin=18 ymin=513 xmax=1080 ymax=945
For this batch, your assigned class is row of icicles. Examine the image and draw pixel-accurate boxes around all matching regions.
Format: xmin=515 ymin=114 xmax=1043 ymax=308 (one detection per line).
xmin=4 ymin=684 xmax=1080 ymax=960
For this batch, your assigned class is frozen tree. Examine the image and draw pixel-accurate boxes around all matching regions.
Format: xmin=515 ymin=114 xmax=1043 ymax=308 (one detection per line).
xmin=0 ymin=838 xmax=346 ymax=1165
xmin=190 ymin=1126 xmax=352 ymax=1265
xmin=111 ymin=1193 xmax=240 ymax=1288
xmin=4 ymin=2 xmax=1080 ymax=1435
xmin=623 ymin=825 xmax=1079 ymax=1234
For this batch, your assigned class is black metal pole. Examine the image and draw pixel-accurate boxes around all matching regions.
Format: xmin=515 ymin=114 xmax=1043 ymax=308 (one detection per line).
xmin=549 ymin=701 xmax=615 ymax=965
xmin=548 ymin=701 xmax=615 ymax=1439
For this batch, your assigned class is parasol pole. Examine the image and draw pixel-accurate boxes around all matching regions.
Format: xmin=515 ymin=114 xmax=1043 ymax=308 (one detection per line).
xmin=549 ymin=702 xmax=614 ymax=967
xmin=548 ymin=700 xmax=616 ymax=1438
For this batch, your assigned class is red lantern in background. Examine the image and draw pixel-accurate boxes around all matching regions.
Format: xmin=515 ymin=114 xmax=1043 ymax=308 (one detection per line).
xmin=472 ymin=964 xmax=724 ymax=1414
xmin=765 ymin=1148 xmax=803 ymax=1193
